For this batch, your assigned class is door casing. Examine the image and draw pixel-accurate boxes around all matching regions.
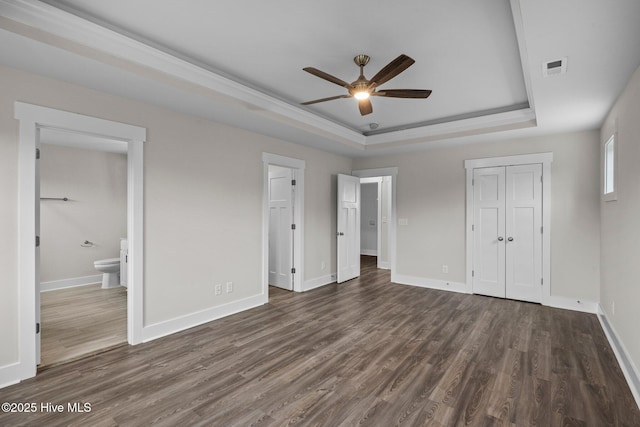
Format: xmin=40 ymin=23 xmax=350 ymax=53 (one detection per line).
xmin=15 ymin=102 xmax=146 ymax=382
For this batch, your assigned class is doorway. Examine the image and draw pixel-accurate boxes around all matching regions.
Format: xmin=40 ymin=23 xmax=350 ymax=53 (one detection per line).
xmin=268 ymin=164 xmax=295 ymax=291
xmin=16 ymin=102 xmax=145 ymax=381
xmin=359 ymin=176 xmax=392 ymax=270
xmin=262 ymin=153 xmax=305 ymax=294
xmin=349 ymin=168 xmax=398 ymax=282
xmin=465 ymin=153 xmax=552 ymax=304
xmin=38 ymin=133 xmax=128 ymax=367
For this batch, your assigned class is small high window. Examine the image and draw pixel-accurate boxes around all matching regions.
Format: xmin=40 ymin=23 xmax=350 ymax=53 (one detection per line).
xmin=603 ymin=134 xmax=617 ymax=201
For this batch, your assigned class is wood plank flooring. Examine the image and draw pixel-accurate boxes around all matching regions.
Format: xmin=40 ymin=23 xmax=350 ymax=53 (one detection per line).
xmin=40 ymin=283 xmax=127 ymax=367
xmin=2 ymin=256 xmax=638 ymax=426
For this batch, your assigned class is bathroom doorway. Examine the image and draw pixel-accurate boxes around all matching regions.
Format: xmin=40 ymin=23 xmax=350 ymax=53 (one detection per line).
xmin=16 ymin=102 xmax=145 ymax=381
xmin=38 ymin=132 xmax=128 ymax=367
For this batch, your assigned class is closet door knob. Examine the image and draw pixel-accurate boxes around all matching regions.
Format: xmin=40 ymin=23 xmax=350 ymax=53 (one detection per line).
xmin=507 ymin=237 xmax=514 ymax=242
xmin=497 ymin=236 xmax=504 ymax=241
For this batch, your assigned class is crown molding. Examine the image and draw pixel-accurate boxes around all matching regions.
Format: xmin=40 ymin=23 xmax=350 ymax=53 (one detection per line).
xmin=1 ymin=0 xmax=537 ymax=150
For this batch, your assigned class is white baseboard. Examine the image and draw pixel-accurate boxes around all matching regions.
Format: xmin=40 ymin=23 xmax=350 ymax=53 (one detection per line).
xmin=544 ymin=295 xmax=597 ymax=313
xmin=142 ymin=293 xmax=267 ymax=343
xmin=40 ymin=274 xmax=102 ymax=292
xmin=378 ymin=261 xmax=390 ymax=270
xmin=392 ymin=274 xmax=470 ymax=294
xmin=360 ymin=249 xmax=377 ymax=256
xmin=0 ymin=362 xmax=22 ymax=390
xmin=302 ymin=273 xmax=337 ymax=292
xmin=597 ymin=305 xmax=640 ymax=409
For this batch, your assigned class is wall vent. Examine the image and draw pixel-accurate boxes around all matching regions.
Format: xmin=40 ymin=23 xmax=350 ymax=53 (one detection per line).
xmin=542 ymin=57 xmax=567 ymax=77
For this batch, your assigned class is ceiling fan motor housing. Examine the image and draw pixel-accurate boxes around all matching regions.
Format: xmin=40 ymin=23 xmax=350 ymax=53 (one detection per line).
xmin=354 ymin=54 xmax=370 ymax=67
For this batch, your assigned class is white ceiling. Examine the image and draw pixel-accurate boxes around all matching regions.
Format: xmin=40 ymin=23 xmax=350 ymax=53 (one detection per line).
xmin=1 ymin=0 xmax=639 ymax=157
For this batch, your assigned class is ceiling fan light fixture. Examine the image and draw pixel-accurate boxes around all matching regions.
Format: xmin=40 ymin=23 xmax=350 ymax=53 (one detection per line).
xmin=354 ymin=91 xmax=370 ymax=100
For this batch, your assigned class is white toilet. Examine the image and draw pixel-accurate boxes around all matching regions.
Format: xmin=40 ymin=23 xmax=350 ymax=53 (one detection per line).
xmin=94 ymin=258 xmax=120 ymax=289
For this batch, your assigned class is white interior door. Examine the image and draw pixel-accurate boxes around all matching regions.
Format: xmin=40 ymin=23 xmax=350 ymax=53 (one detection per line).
xmin=505 ymin=164 xmax=542 ymax=302
xmin=472 ymin=167 xmax=506 ymax=298
xmin=268 ymin=166 xmax=293 ymax=290
xmin=35 ymin=140 xmax=41 ymax=365
xmin=472 ymin=165 xmax=543 ymax=303
xmin=337 ymin=174 xmax=360 ymax=283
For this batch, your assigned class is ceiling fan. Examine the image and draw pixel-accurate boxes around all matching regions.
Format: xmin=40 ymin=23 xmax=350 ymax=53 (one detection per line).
xmin=301 ymin=54 xmax=432 ymax=116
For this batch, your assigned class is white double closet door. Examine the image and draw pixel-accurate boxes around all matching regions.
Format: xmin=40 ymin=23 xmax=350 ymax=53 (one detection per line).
xmin=473 ymin=164 xmax=543 ymax=303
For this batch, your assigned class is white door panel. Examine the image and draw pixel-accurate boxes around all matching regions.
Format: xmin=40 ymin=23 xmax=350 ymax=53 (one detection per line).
xmin=473 ymin=164 xmax=542 ymax=303
xmin=473 ymin=167 xmax=505 ymax=298
xmin=337 ymin=174 xmax=360 ymax=283
xmin=505 ymin=164 xmax=542 ymax=302
xmin=35 ymin=139 xmax=41 ymax=365
xmin=268 ymin=167 xmax=293 ymax=290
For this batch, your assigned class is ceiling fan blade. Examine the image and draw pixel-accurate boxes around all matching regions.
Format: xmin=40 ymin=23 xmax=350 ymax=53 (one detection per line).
xmin=303 ymin=67 xmax=354 ymax=89
xmin=373 ymin=89 xmax=432 ymax=99
xmin=369 ymin=55 xmax=415 ymax=88
xmin=301 ymin=94 xmax=352 ymax=105
xmin=358 ymin=98 xmax=373 ymax=116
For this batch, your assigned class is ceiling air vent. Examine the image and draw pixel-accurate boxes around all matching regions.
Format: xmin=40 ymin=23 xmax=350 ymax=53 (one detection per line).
xmin=542 ymin=57 xmax=567 ymax=77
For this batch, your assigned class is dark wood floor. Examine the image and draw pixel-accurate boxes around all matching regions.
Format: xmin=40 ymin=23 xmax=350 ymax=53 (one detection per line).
xmin=1 ymin=256 xmax=638 ymax=426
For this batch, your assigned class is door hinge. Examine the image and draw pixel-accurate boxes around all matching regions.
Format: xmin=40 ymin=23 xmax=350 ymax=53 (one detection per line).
xmin=541 ymin=278 xmax=544 ymax=285
xmin=36 ymin=148 xmax=40 ymax=159
xmin=291 ymin=267 xmax=296 ymax=274
xmin=472 ymin=178 xmax=474 ymax=186
xmin=36 ymin=322 xmax=40 ymax=334
xmin=291 ymin=179 xmax=296 ymax=186
xmin=36 ymin=235 xmax=40 ymax=247
xmin=291 ymin=224 xmax=296 ymax=230
xmin=472 ymin=224 xmax=474 ymax=231
xmin=472 ymin=270 xmax=475 ymax=277
xmin=541 ymin=226 xmax=543 ymax=234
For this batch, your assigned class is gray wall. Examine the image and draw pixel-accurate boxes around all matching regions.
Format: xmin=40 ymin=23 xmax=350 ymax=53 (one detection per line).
xmin=600 ymin=65 xmax=640 ymax=373
xmin=353 ymin=130 xmax=602 ymax=301
xmin=0 ymin=64 xmax=352 ymax=368
xmin=40 ymin=144 xmax=127 ymax=283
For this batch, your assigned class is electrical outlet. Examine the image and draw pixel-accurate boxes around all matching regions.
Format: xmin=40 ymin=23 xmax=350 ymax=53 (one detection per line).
xmin=321 ymin=261 xmax=326 ymax=270
xmin=226 ymin=282 xmax=233 ymax=293
xmin=442 ymin=265 xmax=449 ymax=274
xmin=215 ymin=284 xmax=222 ymax=296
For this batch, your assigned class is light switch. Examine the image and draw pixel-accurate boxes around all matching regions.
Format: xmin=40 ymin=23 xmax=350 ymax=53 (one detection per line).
xmin=399 ymin=218 xmax=409 ymax=226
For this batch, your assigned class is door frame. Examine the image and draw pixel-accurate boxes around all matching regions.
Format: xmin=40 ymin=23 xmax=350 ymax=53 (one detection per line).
xmin=262 ymin=153 xmax=305 ymax=293
xmin=464 ymin=153 xmax=552 ymax=303
xmin=359 ymin=177 xmax=382 ymax=259
xmin=15 ymin=102 xmax=146 ymax=381
xmin=352 ymin=167 xmax=398 ymax=280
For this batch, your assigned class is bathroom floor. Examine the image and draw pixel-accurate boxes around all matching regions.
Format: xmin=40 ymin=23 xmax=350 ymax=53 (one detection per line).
xmin=39 ymin=283 xmax=127 ymax=368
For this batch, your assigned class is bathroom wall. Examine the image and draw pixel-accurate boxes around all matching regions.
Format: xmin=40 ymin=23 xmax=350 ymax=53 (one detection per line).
xmin=39 ymin=143 xmax=127 ymax=286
